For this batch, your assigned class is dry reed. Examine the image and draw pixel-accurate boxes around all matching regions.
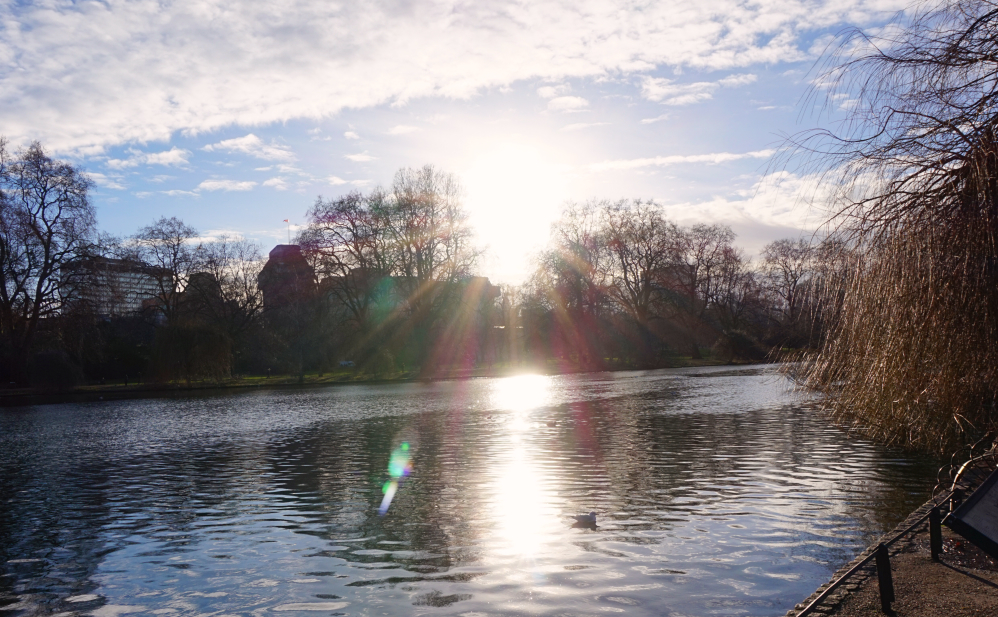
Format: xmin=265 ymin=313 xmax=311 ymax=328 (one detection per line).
xmin=796 ymin=0 xmax=998 ymax=452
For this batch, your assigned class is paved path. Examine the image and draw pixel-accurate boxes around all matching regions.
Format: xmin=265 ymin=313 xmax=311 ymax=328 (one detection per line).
xmin=787 ymin=497 xmax=998 ymax=617
xmin=832 ymin=528 xmax=998 ymax=616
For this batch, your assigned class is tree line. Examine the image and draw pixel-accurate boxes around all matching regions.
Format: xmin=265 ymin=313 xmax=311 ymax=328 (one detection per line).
xmin=515 ymin=200 xmax=847 ymax=370
xmin=1 ymin=141 xmax=845 ymax=389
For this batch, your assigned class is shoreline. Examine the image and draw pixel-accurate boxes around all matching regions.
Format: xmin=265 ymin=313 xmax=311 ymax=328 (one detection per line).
xmin=786 ymin=495 xmax=998 ymax=616
xmin=0 ymin=357 xmax=753 ymax=407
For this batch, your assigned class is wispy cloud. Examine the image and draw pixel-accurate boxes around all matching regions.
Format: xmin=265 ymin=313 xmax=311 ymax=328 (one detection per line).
xmin=345 ymin=152 xmax=375 ymax=162
xmin=0 ymin=0 xmax=891 ymax=151
xmin=590 ymin=149 xmax=775 ymax=171
xmin=661 ymin=170 xmax=829 ymax=232
xmin=547 ymin=96 xmax=589 ymax=112
xmin=106 ymin=147 xmax=191 ymax=169
xmin=197 ymin=179 xmax=258 ymax=191
xmin=203 ymin=134 xmax=295 ymax=161
xmin=201 ymin=228 xmax=247 ymax=241
xmin=386 ymin=125 xmax=419 ymax=135
xmin=344 ymin=131 xmax=360 ymax=140
xmin=89 ymin=172 xmax=126 ymax=189
xmin=561 ymin=122 xmax=609 ymax=131
xmin=640 ymin=114 xmax=670 ymax=124
xmin=263 ymin=177 xmax=289 ymax=190
xmin=537 ymin=84 xmax=571 ymax=99
xmin=328 ymin=175 xmax=369 ymax=186
xmin=641 ymin=73 xmax=757 ymax=105
xmin=718 ymin=73 xmax=758 ymax=87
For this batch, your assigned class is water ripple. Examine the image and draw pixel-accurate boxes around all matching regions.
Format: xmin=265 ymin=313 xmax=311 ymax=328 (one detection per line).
xmin=0 ymin=365 xmax=938 ymax=616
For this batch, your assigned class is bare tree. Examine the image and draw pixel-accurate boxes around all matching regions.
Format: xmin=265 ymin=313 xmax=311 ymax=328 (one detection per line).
xmin=381 ymin=165 xmax=481 ymax=368
xmin=193 ymin=235 xmax=265 ymax=341
xmin=603 ymin=200 xmax=676 ymax=327
xmin=299 ymin=191 xmax=393 ymax=335
xmin=0 ymin=140 xmax=96 ymax=383
xmin=707 ymin=245 xmax=758 ymax=333
xmin=528 ymin=200 xmax=613 ymax=367
xmin=761 ymin=238 xmax=815 ymax=345
xmin=665 ymin=223 xmax=736 ymax=358
xmin=601 ymin=200 xmax=677 ymax=364
xmin=386 ymin=165 xmax=480 ymax=313
xmin=132 ymin=217 xmax=203 ymax=323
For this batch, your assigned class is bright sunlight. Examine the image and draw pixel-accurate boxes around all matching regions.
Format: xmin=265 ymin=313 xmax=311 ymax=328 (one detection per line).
xmin=463 ymin=143 xmax=570 ymax=284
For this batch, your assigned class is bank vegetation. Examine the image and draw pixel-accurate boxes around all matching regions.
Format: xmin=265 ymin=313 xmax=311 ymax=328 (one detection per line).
xmin=796 ymin=0 xmax=998 ymax=452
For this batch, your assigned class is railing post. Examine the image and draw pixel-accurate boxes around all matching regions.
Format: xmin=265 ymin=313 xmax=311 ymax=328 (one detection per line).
xmin=930 ymin=507 xmax=942 ymax=562
xmin=874 ymin=543 xmax=895 ymax=613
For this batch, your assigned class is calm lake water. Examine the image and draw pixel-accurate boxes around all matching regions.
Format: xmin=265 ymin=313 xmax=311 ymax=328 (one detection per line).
xmin=0 ymin=366 xmax=939 ymax=617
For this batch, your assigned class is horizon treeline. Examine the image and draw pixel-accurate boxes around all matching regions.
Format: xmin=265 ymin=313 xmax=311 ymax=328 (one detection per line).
xmin=1 ymin=143 xmax=843 ymax=388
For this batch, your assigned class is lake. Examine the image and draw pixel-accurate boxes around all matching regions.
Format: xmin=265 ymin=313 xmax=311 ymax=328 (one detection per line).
xmin=0 ymin=365 xmax=939 ymax=616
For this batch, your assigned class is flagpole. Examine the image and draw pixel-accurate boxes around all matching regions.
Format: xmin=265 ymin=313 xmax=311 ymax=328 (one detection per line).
xmin=284 ymin=219 xmax=290 ymax=244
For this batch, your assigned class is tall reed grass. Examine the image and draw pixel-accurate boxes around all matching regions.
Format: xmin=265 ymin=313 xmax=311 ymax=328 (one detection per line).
xmin=795 ymin=0 xmax=998 ymax=452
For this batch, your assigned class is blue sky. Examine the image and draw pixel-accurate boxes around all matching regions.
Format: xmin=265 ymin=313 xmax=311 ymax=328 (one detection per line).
xmin=0 ymin=0 xmax=905 ymax=283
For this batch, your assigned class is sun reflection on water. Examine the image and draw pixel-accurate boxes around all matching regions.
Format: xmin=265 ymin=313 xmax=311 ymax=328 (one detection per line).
xmin=491 ymin=374 xmax=553 ymax=413
xmin=487 ymin=374 xmax=561 ymax=570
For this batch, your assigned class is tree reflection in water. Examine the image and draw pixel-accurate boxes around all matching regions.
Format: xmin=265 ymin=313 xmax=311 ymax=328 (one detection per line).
xmin=0 ymin=366 xmax=939 ymax=616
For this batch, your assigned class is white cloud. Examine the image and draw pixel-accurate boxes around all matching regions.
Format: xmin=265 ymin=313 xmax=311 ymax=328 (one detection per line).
xmin=203 ymin=228 xmax=246 ymax=240
xmin=162 ymin=189 xmax=199 ymax=197
xmin=718 ymin=73 xmax=758 ymax=87
xmin=661 ymin=170 xmax=831 ymax=233
xmin=144 ymin=147 xmax=191 ymax=166
xmin=203 ymin=134 xmax=295 ymax=161
xmin=0 ymin=1 xmax=905 ymax=151
xmin=89 ymin=172 xmax=126 ymax=190
xmin=561 ymin=122 xmax=609 ymax=131
xmin=537 ymin=84 xmax=570 ymax=98
xmin=263 ymin=177 xmax=289 ymax=190
xmin=197 ymin=179 xmax=257 ymax=191
xmin=387 ymin=125 xmax=420 ymax=135
xmin=328 ymin=175 xmax=369 ymax=186
xmin=345 ymin=152 xmax=375 ymax=162
xmin=641 ymin=73 xmax=757 ymax=105
xmin=640 ymin=114 xmax=670 ymax=124
xmin=106 ymin=147 xmax=191 ymax=169
xmin=344 ymin=131 xmax=360 ymax=140
xmin=547 ymin=96 xmax=589 ymax=112
xmin=642 ymin=78 xmax=716 ymax=105
xmin=590 ymin=149 xmax=775 ymax=171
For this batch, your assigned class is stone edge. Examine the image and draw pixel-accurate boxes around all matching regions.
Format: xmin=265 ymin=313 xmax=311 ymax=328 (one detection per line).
xmin=783 ymin=496 xmax=942 ymax=616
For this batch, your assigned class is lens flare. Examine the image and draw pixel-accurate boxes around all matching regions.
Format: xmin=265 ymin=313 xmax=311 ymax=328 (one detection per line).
xmin=379 ymin=442 xmax=413 ymax=515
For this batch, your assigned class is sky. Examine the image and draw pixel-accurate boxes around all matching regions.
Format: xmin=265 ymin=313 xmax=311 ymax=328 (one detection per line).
xmin=0 ymin=0 xmax=906 ymax=283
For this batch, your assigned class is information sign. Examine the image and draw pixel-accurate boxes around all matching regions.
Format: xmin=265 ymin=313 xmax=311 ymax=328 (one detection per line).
xmin=947 ymin=467 xmax=998 ymax=560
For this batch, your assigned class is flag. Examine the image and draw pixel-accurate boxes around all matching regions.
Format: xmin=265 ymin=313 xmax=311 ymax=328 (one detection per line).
xmin=283 ymin=219 xmax=289 ymax=223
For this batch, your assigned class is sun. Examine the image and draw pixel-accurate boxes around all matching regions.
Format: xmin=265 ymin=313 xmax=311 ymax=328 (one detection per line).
xmin=462 ymin=142 xmax=569 ymax=284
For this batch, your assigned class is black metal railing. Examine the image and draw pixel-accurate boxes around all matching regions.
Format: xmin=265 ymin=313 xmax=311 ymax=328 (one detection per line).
xmin=794 ymin=438 xmax=996 ymax=616
xmin=795 ymin=499 xmax=947 ymax=617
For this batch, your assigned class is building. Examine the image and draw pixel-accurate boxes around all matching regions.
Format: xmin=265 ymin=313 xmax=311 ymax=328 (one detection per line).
xmin=61 ymin=257 xmax=171 ymax=317
xmin=257 ymin=245 xmax=317 ymax=311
